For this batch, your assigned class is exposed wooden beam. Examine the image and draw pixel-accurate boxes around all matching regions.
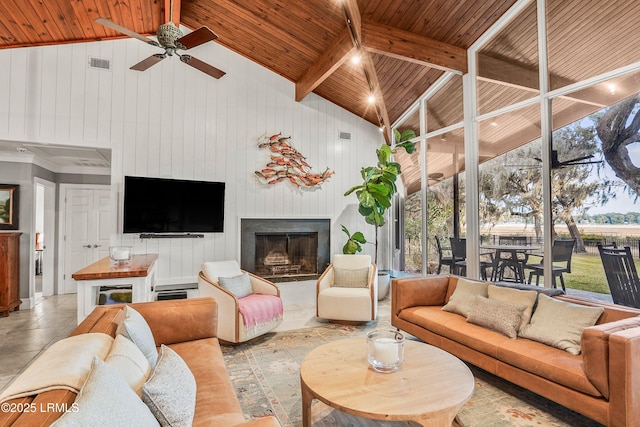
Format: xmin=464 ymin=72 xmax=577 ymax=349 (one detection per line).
xmin=361 ymin=21 xmax=467 ymax=74
xmin=341 ymin=0 xmax=391 ymax=144
xmin=165 ymin=0 xmax=181 ymax=24
xmin=296 ymin=28 xmax=355 ymax=102
xmin=362 ymin=52 xmax=391 ymax=145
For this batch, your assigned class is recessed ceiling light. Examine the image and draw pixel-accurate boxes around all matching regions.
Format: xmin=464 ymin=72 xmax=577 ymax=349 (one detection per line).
xmin=368 ymin=94 xmax=375 ymax=104
xmin=351 ymin=55 xmax=361 ymax=64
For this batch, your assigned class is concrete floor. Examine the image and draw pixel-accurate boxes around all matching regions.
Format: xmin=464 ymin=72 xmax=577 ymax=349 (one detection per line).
xmin=0 ymin=279 xmax=609 ymax=393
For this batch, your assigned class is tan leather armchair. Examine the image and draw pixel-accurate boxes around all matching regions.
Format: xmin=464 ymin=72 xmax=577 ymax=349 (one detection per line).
xmin=198 ymin=260 xmax=283 ymax=343
xmin=316 ymin=254 xmax=378 ymax=322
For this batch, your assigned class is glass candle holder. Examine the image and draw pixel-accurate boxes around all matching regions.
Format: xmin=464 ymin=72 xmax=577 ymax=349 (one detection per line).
xmin=366 ymin=329 xmax=405 ymax=373
xmin=109 ymin=246 xmax=132 ymax=265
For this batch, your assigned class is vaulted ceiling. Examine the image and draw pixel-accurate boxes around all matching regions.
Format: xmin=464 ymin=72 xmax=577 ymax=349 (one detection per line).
xmin=0 ymin=0 xmax=519 ymax=142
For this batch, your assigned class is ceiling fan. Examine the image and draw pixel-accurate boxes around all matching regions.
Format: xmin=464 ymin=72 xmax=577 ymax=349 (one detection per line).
xmin=95 ymin=0 xmax=225 ymax=79
xmin=534 ymin=150 xmax=603 ymax=169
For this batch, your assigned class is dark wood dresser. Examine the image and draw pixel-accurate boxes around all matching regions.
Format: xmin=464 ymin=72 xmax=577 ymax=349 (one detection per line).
xmin=0 ymin=232 xmax=22 ymax=317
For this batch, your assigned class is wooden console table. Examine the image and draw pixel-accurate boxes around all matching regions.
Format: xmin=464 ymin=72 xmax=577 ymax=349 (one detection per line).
xmin=0 ymin=233 xmax=22 ymax=317
xmin=72 ymin=254 xmax=158 ymax=324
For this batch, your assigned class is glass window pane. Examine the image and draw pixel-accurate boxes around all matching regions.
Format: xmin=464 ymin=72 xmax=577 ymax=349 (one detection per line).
xmin=477 ymin=2 xmax=539 ymax=114
xmin=396 ymin=107 xmax=421 ymax=138
xmin=426 ymin=75 xmax=463 ymax=132
xmin=551 ymin=75 xmax=640 ymax=297
xmin=547 ymin=0 xmax=640 ymax=91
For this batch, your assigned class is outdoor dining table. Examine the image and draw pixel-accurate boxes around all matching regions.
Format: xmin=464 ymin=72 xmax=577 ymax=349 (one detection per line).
xmin=480 ymin=244 xmax=541 ymax=283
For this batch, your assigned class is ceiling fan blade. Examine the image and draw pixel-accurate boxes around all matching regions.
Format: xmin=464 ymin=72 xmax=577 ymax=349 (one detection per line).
xmin=130 ymin=54 xmax=166 ymax=71
xmin=176 ymin=27 xmax=219 ymax=50
xmin=95 ymin=18 xmax=160 ymax=47
xmin=180 ymin=55 xmax=226 ymax=79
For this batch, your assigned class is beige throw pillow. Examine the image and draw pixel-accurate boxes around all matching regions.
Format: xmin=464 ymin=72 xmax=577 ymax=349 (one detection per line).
xmin=467 ymin=296 xmax=527 ymax=339
xmin=442 ymin=278 xmax=490 ymax=318
xmin=106 ymin=334 xmax=152 ymax=396
xmin=142 ymin=345 xmax=196 ymax=427
xmin=332 ymin=267 xmax=370 ymax=288
xmin=487 ymin=285 xmax=538 ymax=331
xmin=519 ymin=294 xmax=604 ymax=354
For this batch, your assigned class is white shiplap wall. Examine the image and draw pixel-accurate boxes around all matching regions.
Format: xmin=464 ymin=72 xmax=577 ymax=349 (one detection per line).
xmin=0 ymin=36 xmax=387 ymax=286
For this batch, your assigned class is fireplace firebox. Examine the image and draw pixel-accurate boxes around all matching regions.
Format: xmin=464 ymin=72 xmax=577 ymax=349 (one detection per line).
xmin=240 ymin=218 xmax=330 ymax=281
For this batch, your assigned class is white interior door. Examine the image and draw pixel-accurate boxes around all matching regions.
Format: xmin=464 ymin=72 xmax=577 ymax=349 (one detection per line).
xmin=62 ymin=187 xmax=112 ymax=294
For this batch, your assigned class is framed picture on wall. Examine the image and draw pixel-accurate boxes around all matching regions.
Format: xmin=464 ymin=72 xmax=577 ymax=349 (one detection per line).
xmin=0 ymin=184 xmax=19 ymax=230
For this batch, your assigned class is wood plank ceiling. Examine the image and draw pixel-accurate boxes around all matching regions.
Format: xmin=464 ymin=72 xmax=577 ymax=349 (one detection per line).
xmin=0 ymin=0 xmax=518 ymax=142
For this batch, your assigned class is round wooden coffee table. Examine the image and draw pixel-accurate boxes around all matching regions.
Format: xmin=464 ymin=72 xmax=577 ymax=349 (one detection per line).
xmin=300 ymin=337 xmax=474 ymax=426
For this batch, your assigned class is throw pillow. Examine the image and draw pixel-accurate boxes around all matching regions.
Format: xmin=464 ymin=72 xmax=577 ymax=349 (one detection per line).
xmin=142 ymin=345 xmax=196 ymax=427
xmin=218 ymin=272 xmax=253 ymax=298
xmin=519 ymin=294 xmax=604 ymax=354
xmin=117 ymin=305 xmax=158 ymax=368
xmin=442 ymin=278 xmax=490 ymax=318
xmin=467 ymin=296 xmax=527 ymax=339
xmin=487 ymin=284 xmax=538 ymax=331
xmin=332 ymin=267 xmax=370 ymax=288
xmin=106 ymin=334 xmax=152 ymax=396
xmin=52 ymin=357 xmax=159 ymax=427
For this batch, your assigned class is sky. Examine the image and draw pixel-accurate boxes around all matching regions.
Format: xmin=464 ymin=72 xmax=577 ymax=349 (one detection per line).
xmin=584 ymin=142 xmax=640 ymax=215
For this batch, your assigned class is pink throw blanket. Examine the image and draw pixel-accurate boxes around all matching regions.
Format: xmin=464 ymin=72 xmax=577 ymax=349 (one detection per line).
xmin=238 ymin=294 xmax=283 ymax=328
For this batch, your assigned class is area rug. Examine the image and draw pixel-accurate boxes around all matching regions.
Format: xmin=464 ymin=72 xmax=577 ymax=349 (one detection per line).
xmin=221 ymin=324 xmax=603 ymax=427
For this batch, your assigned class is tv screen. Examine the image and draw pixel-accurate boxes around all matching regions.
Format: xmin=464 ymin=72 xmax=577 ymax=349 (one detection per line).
xmin=123 ymin=176 xmax=225 ymax=233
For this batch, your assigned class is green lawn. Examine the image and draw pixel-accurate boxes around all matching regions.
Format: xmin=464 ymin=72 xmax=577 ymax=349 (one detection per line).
xmin=530 ymin=252 xmax=640 ymax=295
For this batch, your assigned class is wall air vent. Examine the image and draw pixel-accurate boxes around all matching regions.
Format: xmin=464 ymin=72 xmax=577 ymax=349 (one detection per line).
xmin=89 ymin=57 xmax=111 ymax=70
xmin=339 ymin=131 xmax=351 ymax=140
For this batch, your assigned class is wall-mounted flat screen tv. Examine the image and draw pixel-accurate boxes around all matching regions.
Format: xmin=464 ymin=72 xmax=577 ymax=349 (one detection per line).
xmin=123 ymin=176 xmax=225 ymax=233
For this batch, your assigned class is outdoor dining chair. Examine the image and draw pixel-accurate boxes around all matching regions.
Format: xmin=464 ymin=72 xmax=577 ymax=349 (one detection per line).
xmin=435 ymin=236 xmax=454 ymax=274
xmin=449 ymin=237 xmax=491 ymax=280
xmin=597 ymin=244 xmax=640 ymax=309
xmin=524 ymin=239 xmax=576 ymax=291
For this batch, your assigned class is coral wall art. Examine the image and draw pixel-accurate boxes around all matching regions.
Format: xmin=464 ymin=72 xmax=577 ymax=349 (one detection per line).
xmin=254 ymin=132 xmax=334 ymax=188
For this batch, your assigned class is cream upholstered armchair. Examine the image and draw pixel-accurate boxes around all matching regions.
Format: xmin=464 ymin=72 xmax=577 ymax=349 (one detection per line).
xmin=316 ymin=254 xmax=378 ymax=322
xmin=198 ymin=260 xmax=283 ymax=344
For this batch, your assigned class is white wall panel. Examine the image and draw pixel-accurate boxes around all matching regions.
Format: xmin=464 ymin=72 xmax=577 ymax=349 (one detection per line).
xmin=0 ymin=36 xmax=384 ymax=285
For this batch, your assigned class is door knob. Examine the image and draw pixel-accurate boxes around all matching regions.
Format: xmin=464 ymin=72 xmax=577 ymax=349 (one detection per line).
xmin=93 ymin=244 xmax=102 ymax=248
xmin=83 ymin=244 xmax=92 ymax=248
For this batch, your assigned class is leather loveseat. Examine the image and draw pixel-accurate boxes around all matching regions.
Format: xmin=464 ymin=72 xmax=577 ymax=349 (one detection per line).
xmin=0 ymin=297 xmax=281 ymax=426
xmin=391 ymin=274 xmax=640 ymax=427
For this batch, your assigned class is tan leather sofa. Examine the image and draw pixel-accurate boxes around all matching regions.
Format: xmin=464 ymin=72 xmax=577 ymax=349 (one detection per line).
xmin=391 ymin=275 xmax=640 ymax=427
xmin=0 ymin=298 xmax=281 ymax=426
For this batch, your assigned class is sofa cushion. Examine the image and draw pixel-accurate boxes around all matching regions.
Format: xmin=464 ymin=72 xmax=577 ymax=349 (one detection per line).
xmin=332 ymin=267 xmax=370 ymax=288
xmin=218 ymin=272 xmax=253 ymax=298
xmin=496 ymin=338 xmax=602 ymax=397
xmin=467 ymin=296 xmax=526 ymax=339
xmin=106 ymin=334 xmax=152 ymax=396
xmin=519 ymin=294 xmax=604 ymax=354
xmin=487 ymin=284 xmax=538 ymax=331
xmin=118 ymin=305 xmax=159 ymax=367
xmin=52 ymin=357 xmax=159 ymax=427
xmin=143 ymin=345 xmax=196 ymax=427
xmin=442 ymin=278 xmax=490 ymax=318
xmin=168 ymin=338 xmax=247 ymax=425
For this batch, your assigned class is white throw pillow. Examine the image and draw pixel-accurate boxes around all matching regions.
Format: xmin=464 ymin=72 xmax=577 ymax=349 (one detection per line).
xmin=218 ymin=272 xmax=253 ymax=298
xmin=442 ymin=278 xmax=491 ymax=318
xmin=117 ymin=305 xmax=158 ymax=368
xmin=332 ymin=267 xmax=370 ymax=288
xmin=519 ymin=294 xmax=604 ymax=354
xmin=142 ymin=345 xmax=196 ymax=427
xmin=106 ymin=334 xmax=152 ymax=396
xmin=52 ymin=357 xmax=159 ymax=427
xmin=487 ymin=285 xmax=538 ymax=331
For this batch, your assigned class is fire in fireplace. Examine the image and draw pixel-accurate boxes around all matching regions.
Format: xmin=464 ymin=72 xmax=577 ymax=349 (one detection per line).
xmin=255 ymin=233 xmax=318 ymax=278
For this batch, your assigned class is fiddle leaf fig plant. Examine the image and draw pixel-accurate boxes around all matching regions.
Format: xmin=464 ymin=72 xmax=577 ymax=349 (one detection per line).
xmin=341 ymin=225 xmax=367 ymax=254
xmin=344 ymin=128 xmax=416 ymax=263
